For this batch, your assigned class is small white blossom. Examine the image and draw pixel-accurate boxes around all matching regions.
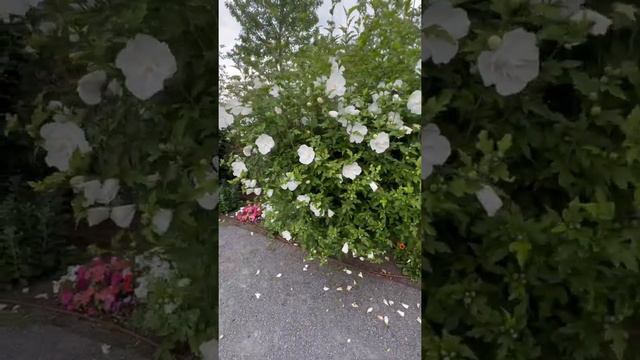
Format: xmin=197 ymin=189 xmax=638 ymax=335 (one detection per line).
xmin=115 ymin=34 xmax=177 ymax=100
xmin=269 ymin=85 xmax=280 ymax=97
xmin=231 ymin=160 xmax=247 ymax=177
xmin=407 ymin=90 xmax=421 ymax=115
xmin=110 ymin=204 xmax=136 ymax=228
xmin=297 ymin=145 xmax=315 ymax=165
xmin=328 ymin=110 xmax=339 ymax=118
xmin=422 ymin=124 xmax=451 ymax=179
xmin=570 ymin=9 xmax=612 ymax=36
xmin=281 ymin=231 xmax=292 ymax=241
xmin=151 ymin=208 xmax=173 ymax=235
xmin=274 ymin=106 xmax=282 ymax=114
xmin=77 ymin=70 xmax=106 ymax=105
xmin=346 ymin=123 xmax=368 ymax=143
xmin=296 ymin=194 xmax=311 ymax=203
xmin=255 ymin=134 xmax=275 ymax=155
xmin=369 ymin=132 xmax=390 ymax=154
xmin=422 ymin=0 xmax=470 ymax=64
xmin=40 ymin=122 xmax=92 ymax=172
xmin=477 ymin=28 xmax=539 ymax=96
xmin=342 ymin=162 xmax=362 ymax=180
xmin=476 ymin=185 xmax=503 ymax=217
xmin=369 ymin=182 xmax=378 ymax=192
xmin=325 ymin=57 xmax=346 ymax=98
xmin=341 ymin=242 xmax=349 ymax=254
xmin=219 ymin=106 xmax=234 ymax=130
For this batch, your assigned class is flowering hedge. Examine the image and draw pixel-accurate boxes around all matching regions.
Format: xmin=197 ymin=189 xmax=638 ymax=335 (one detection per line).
xmin=2 ymin=0 xmax=217 ymax=357
xmin=423 ymin=0 xmax=640 ymax=358
xmin=221 ymin=0 xmax=422 ymax=278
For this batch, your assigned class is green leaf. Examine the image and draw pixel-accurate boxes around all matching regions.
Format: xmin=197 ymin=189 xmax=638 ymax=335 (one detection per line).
xmin=509 ymin=240 xmax=532 ymax=268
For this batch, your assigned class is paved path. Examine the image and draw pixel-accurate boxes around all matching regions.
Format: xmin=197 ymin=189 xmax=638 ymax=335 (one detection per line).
xmin=219 ymin=223 xmax=421 ymax=360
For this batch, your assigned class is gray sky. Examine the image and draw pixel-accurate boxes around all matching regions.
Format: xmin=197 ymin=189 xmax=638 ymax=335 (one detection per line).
xmin=219 ymin=0 xmax=418 ymax=78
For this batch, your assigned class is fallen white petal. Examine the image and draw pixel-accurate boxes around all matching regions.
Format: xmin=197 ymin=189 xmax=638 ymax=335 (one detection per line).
xmin=101 ymin=344 xmax=111 ymax=355
xmin=344 ymin=269 xmax=352 ymax=275
xmin=401 ymin=303 xmax=409 ymax=309
xmin=323 ymin=286 xmax=329 ymax=291
xmin=377 ymin=315 xmax=384 ymax=321
xmin=219 ymin=334 xmax=224 ymax=340
xmin=336 ymin=287 xmax=343 ymax=291
xmin=384 ymin=316 xmax=389 ymax=325
xmin=351 ymin=303 xmax=359 ymax=308
xmin=358 ymin=272 xmax=363 ymax=278
xmin=255 ymin=293 xmax=261 ymax=299
xmin=417 ymin=303 xmax=420 ymax=308
xmin=417 ymin=317 xmax=422 ymax=324
xmin=256 ymin=270 xmax=260 ymax=275
xmin=367 ymin=307 xmax=373 ymax=313
xmin=389 ymin=300 xmax=394 ymax=306
xmin=347 ymin=338 xmax=351 ymax=343
xmin=34 ymin=293 xmax=49 ymax=300
xmin=397 ymin=310 xmax=405 ymax=317
xmin=346 ymin=285 xmax=352 ymax=291
xmin=383 ymin=299 xmax=389 ymax=306
xmin=276 ymin=273 xmax=282 ymax=278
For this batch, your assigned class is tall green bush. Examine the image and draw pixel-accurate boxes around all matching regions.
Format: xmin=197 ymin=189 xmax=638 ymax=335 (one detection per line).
xmin=423 ymin=0 xmax=640 ymax=359
xmin=222 ymin=0 xmax=422 ymax=278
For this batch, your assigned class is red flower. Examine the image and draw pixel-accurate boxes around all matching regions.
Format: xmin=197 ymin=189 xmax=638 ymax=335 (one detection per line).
xmin=398 ymin=242 xmax=406 ymax=250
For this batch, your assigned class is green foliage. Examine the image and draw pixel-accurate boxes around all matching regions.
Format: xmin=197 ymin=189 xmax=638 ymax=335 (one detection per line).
xmin=225 ymin=0 xmax=323 ymax=78
xmin=223 ymin=0 xmax=421 ymax=279
xmin=0 ymin=177 xmax=70 ymax=283
xmin=219 ymin=182 xmax=242 ymax=214
xmin=13 ymin=0 xmax=217 ymax=357
xmin=424 ymin=1 xmax=640 ymax=359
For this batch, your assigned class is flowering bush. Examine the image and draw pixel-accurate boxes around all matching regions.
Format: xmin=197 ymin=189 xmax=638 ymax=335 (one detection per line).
xmin=222 ymin=0 xmax=422 ymax=278
xmin=4 ymin=0 xmax=217 ymax=356
xmin=234 ymin=203 xmax=263 ymax=223
xmin=423 ymin=0 xmax=640 ymax=359
xmin=55 ymin=257 xmax=134 ymax=315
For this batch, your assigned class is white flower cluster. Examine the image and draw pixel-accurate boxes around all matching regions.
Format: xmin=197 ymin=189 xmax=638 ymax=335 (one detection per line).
xmin=134 ymin=250 xmax=175 ymax=301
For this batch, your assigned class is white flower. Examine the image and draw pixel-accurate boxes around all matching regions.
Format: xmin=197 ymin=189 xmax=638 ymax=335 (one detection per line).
xmin=369 ymin=132 xmax=390 ymax=153
xmin=369 ymin=182 xmax=378 ymax=192
xmin=218 ymin=106 xmax=233 ymax=130
xmin=253 ymin=188 xmax=262 ymax=195
xmin=422 ymin=124 xmax=451 ymax=179
xmin=342 ymin=162 xmax=362 ymax=180
xmin=613 ymin=3 xmax=637 ymax=21
xmin=309 ymin=203 xmax=323 ymax=217
xmin=115 ymin=34 xmax=177 ymax=100
xmin=301 ymin=116 xmax=310 ymax=125
xmin=327 ymin=209 xmax=335 ymax=218
xmin=197 ymin=191 xmax=219 ymax=210
xmin=393 ymin=79 xmax=403 ymax=88
xmin=151 ymin=208 xmax=173 ymax=235
xmin=475 ymin=185 xmax=503 ymax=217
xmin=274 ymin=106 xmax=282 ymax=114
xmin=388 ymin=111 xmax=403 ymax=127
xmin=106 ymin=79 xmax=122 ymax=97
xmin=415 ymin=59 xmax=421 ymax=75
xmin=231 ymin=160 xmax=247 ymax=177
xmin=269 ymin=85 xmax=280 ymax=97
xmin=40 ymin=122 xmax=92 ymax=172
xmin=296 ymin=194 xmax=311 ymax=203
xmin=79 ymin=178 xmax=120 ymax=206
xmin=281 ymin=231 xmax=292 ymax=241
xmin=368 ymin=101 xmax=381 ymax=114
xmin=1 ymin=0 xmax=42 ymax=18
xmin=477 ymin=28 xmax=539 ymax=96
xmin=570 ymin=9 xmax=612 ymax=36
xmin=341 ymin=242 xmax=349 ymax=254
xmin=242 ymin=145 xmax=253 ymax=157
xmin=255 ymin=134 xmax=275 ymax=155
xmin=422 ymin=0 xmax=470 ymax=64
xmin=328 ymin=110 xmax=339 ymax=118
xmin=347 ymin=123 xmax=368 ymax=143
xmin=407 ymin=90 xmax=421 ymax=115
xmin=297 ymin=145 xmax=315 ymax=165
xmin=343 ymin=105 xmax=360 ymax=115
xmin=325 ymin=58 xmax=346 ymax=98
xmin=267 ymin=189 xmax=274 ymax=197
xmin=110 ymin=204 xmax=136 ymax=228
xmin=87 ymin=207 xmax=110 ymax=227
xmin=77 ymin=70 xmax=106 ymax=105
xmin=282 ymin=180 xmax=299 ymax=191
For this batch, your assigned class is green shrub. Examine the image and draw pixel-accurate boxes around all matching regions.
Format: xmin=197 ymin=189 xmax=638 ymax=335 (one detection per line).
xmin=0 ymin=176 xmax=70 ymax=284
xmin=221 ymin=0 xmax=421 ymax=278
xmin=219 ymin=181 xmax=242 ymax=215
xmin=423 ymin=1 xmax=640 ymax=359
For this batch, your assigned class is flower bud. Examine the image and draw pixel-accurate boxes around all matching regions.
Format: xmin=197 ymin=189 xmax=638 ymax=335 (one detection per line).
xmin=488 ymin=35 xmax=502 ymax=50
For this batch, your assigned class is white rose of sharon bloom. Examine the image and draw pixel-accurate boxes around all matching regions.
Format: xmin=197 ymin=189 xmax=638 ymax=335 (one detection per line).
xmin=422 ymin=0 xmax=470 ymax=64
xmin=296 ymin=194 xmax=311 ymax=203
xmin=77 ymin=70 xmax=107 ymax=105
xmin=342 ymin=162 xmax=362 ymax=180
xmin=422 ymin=123 xmax=451 ymax=179
xmin=231 ymin=160 xmax=247 ymax=177
xmin=341 ymin=242 xmax=349 ymax=254
xmin=281 ymin=231 xmax=292 ymax=241
xmin=475 ymin=185 xmax=503 ymax=217
xmin=219 ymin=106 xmax=234 ymax=130
xmin=283 ymin=180 xmax=299 ymax=191
xmin=115 ymin=34 xmax=177 ymax=100
xmin=477 ymin=28 xmax=540 ymax=96
xmin=199 ymin=338 xmax=218 ymax=360
xmin=255 ymin=134 xmax=275 ymax=155
xmin=40 ymin=122 xmax=92 ymax=172
xmin=151 ymin=208 xmax=173 ymax=235
xmin=570 ymin=9 xmax=612 ymax=36
xmin=328 ymin=110 xmax=339 ymax=118
xmin=110 ymin=204 xmax=136 ymax=228
xmin=369 ymin=181 xmax=379 ymax=192
xmin=407 ymin=90 xmax=421 ymax=115
xmin=297 ymin=144 xmax=315 ymax=165
xmin=369 ymin=132 xmax=390 ymax=154
xmin=269 ymin=85 xmax=280 ymax=97
xmin=96 ymin=178 xmax=120 ymax=205
xmin=325 ymin=57 xmax=346 ymax=98
xmin=347 ymin=123 xmax=368 ymax=144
